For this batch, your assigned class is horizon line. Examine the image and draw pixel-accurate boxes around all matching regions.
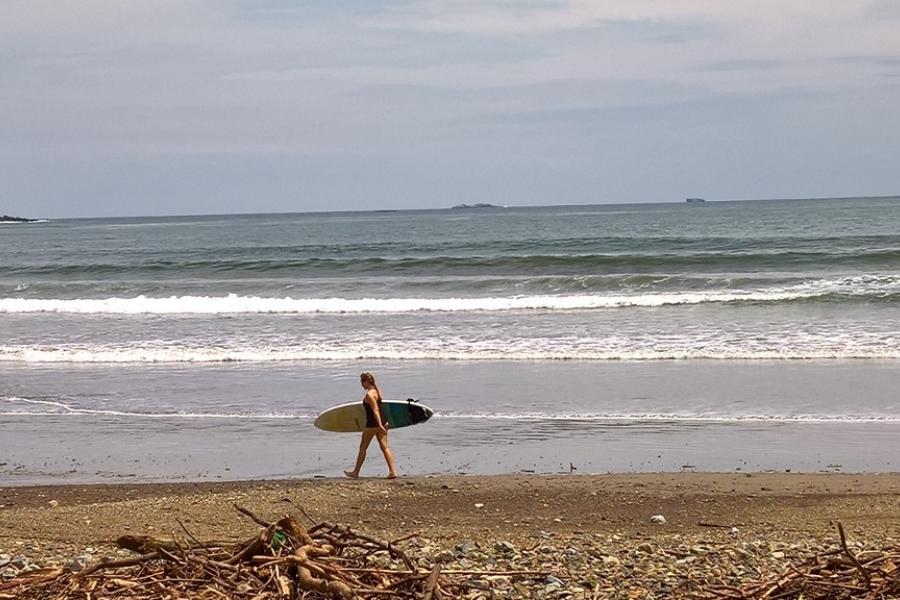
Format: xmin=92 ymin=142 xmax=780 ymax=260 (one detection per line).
xmin=5 ymin=193 xmax=899 ymax=221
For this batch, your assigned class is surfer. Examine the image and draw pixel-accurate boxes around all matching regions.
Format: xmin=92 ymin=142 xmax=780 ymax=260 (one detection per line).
xmin=344 ymin=372 xmax=398 ymax=479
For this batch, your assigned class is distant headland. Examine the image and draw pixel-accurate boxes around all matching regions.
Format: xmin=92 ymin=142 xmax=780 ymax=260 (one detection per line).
xmin=451 ymin=203 xmax=504 ymax=209
xmin=0 ymin=214 xmax=39 ymax=223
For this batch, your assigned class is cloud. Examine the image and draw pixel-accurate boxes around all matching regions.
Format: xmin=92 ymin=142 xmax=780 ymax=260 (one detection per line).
xmin=863 ymin=0 xmax=900 ymax=19
xmin=698 ymin=59 xmax=786 ymax=72
xmin=361 ymin=0 xmax=724 ymax=37
xmin=1 ymin=0 xmax=900 ymax=216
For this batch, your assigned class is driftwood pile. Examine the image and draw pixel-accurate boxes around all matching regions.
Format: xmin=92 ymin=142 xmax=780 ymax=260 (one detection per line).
xmin=692 ymin=524 xmax=900 ymax=600
xmin=2 ymin=505 xmax=545 ymax=599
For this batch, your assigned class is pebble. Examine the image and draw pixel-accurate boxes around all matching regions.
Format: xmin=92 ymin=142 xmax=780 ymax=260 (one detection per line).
xmin=453 ymin=541 xmax=475 ymax=558
xmin=486 ymin=575 xmax=511 ymax=588
xmin=544 ymin=575 xmax=565 ymax=592
xmin=66 ymin=557 xmax=88 ymax=572
xmin=364 ymin=551 xmax=391 ymax=568
xmin=650 ymin=515 xmax=667 ymax=524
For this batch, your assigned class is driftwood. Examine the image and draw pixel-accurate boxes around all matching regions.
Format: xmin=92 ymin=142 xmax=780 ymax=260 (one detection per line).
xmin=422 ymin=564 xmax=442 ymax=600
xmin=0 ymin=568 xmax=64 ymax=592
xmin=689 ymin=522 xmax=900 ymax=600
xmin=5 ymin=505 xmax=549 ymax=599
xmin=116 ymin=534 xmax=239 ymax=554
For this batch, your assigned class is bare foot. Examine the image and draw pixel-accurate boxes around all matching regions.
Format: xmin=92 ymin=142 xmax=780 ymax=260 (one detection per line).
xmin=386 ymin=473 xmax=398 ymax=480
xmin=344 ymin=470 xmax=359 ymax=479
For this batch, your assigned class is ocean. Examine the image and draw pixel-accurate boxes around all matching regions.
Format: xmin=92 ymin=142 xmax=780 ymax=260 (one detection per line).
xmin=1 ymin=197 xmax=899 ymax=484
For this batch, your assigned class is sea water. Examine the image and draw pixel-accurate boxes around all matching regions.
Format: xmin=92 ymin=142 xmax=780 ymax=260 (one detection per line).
xmin=1 ymin=197 xmax=898 ymax=483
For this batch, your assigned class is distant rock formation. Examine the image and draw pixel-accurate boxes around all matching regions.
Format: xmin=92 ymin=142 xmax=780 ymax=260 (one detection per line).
xmin=685 ymin=198 xmax=706 ymax=203
xmin=0 ymin=214 xmax=38 ymax=223
xmin=451 ymin=203 xmax=503 ymax=209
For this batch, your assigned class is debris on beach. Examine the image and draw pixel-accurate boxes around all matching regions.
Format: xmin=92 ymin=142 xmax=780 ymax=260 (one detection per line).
xmin=1 ymin=504 xmax=548 ymax=599
xmin=3 ymin=510 xmax=899 ymax=600
xmin=688 ymin=524 xmax=899 ymax=600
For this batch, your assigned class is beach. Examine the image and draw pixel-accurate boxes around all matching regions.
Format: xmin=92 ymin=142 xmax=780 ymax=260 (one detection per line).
xmin=2 ymin=202 xmax=899 ymax=596
xmin=2 ymin=473 xmax=899 ymax=597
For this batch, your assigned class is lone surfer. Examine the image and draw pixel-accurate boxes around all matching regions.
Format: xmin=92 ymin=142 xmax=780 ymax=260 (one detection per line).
xmin=344 ymin=372 xmax=398 ymax=479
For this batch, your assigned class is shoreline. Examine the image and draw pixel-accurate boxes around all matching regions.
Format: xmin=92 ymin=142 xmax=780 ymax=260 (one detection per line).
xmin=3 ymin=467 xmax=900 ymax=492
xmin=5 ymin=360 xmax=899 ymax=485
xmin=2 ymin=463 xmax=898 ymax=490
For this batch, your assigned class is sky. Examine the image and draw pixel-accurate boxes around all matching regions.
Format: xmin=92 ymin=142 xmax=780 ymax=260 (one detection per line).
xmin=2 ymin=1 xmax=900 ymax=218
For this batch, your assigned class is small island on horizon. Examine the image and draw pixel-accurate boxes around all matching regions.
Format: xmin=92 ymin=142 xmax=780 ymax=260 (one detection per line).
xmin=451 ymin=203 xmax=504 ymax=209
xmin=0 ymin=214 xmax=39 ymax=223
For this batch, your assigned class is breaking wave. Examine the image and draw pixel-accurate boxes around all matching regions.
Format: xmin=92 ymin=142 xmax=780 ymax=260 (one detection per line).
xmin=1 ymin=274 xmax=899 ymax=314
xmin=2 ymin=335 xmax=899 ymax=363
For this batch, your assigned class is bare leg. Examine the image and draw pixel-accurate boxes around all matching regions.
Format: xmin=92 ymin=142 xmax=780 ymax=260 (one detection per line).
xmin=345 ymin=429 xmax=375 ymax=478
xmin=375 ymin=430 xmax=398 ymax=479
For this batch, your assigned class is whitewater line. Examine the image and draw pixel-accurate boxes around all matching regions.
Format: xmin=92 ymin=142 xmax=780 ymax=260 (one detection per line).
xmin=0 ymin=287 xmax=885 ymax=314
xmin=1 ymin=400 xmax=898 ymax=424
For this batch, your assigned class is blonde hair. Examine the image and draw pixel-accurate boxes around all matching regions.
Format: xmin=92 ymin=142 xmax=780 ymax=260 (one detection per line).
xmin=360 ymin=372 xmax=382 ymax=401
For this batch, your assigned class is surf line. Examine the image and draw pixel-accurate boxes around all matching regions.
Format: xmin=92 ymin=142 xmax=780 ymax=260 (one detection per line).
xmin=1 ymin=399 xmax=310 ymax=420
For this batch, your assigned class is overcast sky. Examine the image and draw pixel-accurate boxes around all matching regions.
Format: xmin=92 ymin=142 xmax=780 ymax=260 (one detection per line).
xmin=2 ymin=1 xmax=900 ymax=218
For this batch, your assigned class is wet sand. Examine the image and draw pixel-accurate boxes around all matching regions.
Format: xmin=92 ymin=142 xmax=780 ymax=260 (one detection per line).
xmin=5 ymin=360 xmax=900 ymax=486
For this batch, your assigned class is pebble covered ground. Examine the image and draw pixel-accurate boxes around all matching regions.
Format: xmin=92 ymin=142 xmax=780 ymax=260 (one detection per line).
xmin=2 ymin=473 xmax=899 ymax=598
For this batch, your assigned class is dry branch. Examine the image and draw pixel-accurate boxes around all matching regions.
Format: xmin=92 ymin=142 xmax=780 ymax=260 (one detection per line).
xmin=6 ymin=505 xmax=547 ymax=600
xmin=689 ymin=522 xmax=899 ymax=600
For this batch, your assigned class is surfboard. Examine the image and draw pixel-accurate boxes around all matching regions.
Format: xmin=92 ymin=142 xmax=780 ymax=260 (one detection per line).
xmin=314 ymin=399 xmax=433 ymax=433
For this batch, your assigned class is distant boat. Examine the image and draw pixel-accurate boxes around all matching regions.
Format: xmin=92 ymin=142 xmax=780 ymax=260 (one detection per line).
xmin=0 ymin=214 xmax=39 ymax=223
xmin=685 ymin=198 xmax=706 ymax=203
xmin=451 ymin=203 xmax=503 ymax=209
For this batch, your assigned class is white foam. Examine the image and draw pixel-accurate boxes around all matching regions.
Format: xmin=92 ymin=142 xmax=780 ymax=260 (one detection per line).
xmin=0 ymin=292 xmax=774 ymax=314
xmin=2 ymin=398 xmax=897 ymax=424
xmin=0 ymin=275 xmax=897 ymax=315
xmin=1 ymin=336 xmax=899 ymax=364
xmin=1 ymin=398 xmax=308 ymax=419
xmin=435 ymin=412 xmax=900 ymax=424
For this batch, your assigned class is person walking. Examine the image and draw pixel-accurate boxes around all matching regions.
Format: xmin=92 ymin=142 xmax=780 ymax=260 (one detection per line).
xmin=344 ymin=372 xmax=398 ymax=479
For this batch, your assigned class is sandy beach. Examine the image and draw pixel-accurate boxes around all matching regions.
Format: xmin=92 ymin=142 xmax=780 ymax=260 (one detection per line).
xmin=2 ymin=473 xmax=898 ymax=597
